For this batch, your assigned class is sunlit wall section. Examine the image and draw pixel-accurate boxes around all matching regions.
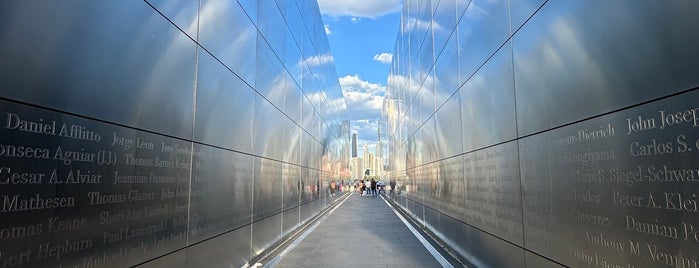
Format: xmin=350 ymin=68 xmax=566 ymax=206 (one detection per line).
xmin=384 ymin=0 xmax=699 ymax=267
xmin=0 ymin=0 xmax=347 ymax=267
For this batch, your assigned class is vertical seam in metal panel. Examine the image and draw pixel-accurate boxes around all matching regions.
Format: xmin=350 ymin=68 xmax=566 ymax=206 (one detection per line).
xmin=298 ymin=167 xmax=301 ymax=228
xmin=281 ymin=166 xmax=285 ymax=237
xmin=507 ymin=0 xmax=528 ymax=258
xmin=185 ymin=0 xmax=202 ymax=249
xmin=250 ymin=0 xmax=260 ymax=259
xmin=251 ymin=157 xmax=256 ymax=260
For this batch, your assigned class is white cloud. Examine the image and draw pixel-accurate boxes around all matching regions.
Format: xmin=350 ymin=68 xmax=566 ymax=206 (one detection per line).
xmin=373 ymin=53 xmax=393 ymax=64
xmin=318 ymin=0 xmax=402 ymax=19
xmin=324 ymin=25 xmax=333 ymax=35
xmin=340 ymin=75 xmax=385 ymax=123
xmin=340 ymin=75 xmax=385 ymax=94
xmin=303 ymin=53 xmax=335 ymax=68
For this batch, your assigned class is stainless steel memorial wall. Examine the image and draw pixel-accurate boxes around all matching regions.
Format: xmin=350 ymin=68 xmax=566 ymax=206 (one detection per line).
xmin=383 ymin=0 xmax=699 ymax=267
xmin=0 ymin=1 xmax=349 ymax=267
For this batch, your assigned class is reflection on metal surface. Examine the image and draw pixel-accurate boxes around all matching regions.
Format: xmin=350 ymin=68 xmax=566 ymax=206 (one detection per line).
xmin=0 ymin=0 xmax=348 ymax=267
xmin=385 ymin=0 xmax=699 ymax=267
xmin=514 ymin=0 xmax=699 ymax=136
xmin=0 ymin=1 xmax=197 ymax=139
xmin=194 ymin=50 xmax=256 ymax=153
xmin=188 ymin=145 xmax=253 ymax=244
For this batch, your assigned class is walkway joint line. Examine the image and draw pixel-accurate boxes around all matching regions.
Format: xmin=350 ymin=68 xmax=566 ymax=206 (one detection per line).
xmin=380 ymin=195 xmax=455 ymax=268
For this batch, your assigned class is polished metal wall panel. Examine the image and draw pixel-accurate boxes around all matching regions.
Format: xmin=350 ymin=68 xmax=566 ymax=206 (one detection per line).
xmin=254 ymin=96 xmax=285 ymax=161
xmin=420 ymin=72 xmax=437 ymax=126
xmin=199 ymin=0 xmax=256 ymax=85
xmin=0 ymin=1 xmax=197 ymax=139
xmin=422 ymin=119 xmax=438 ymax=164
xmin=299 ymin=201 xmax=313 ymax=224
xmin=285 ymin=33 xmax=304 ymax=89
xmin=255 ymin=36 xmax=287 ymax=110
xmin=301 ymin=34 xmax=316 ymax=69
xmin=525 ymin=251 xmax=565 ymax=268
xmin=299 ymin=167 xmax=313 ymax=204
xmin=136 ymin=249 xmax=186 ymax=268
xmin=282 ymin=118 xmax=300 ymax=164
xmin=257 ymin=0 xmax=286 ymax=59
xmin=423 ymin=204 xmax=442 ymax=233
xmin=419 ymin=33 xmax=435 ymax=89
xmin=513 ymin=0 xmax=699 ymax=136
xmin=188 ymin=145 xmax=253 ymax=243
xmin=252 ymin=158 xmax=283 ymax=221
xmin=299 ymin=134 xmax=312 ymax=170
xmin=421 ymin=162 xmax=440 ymax=209
xmin=416 ymin=205 xmax=526 ymax=268
xmin=284 ymin=76 xmax=303 ymax=126
xmin=509 ymin=0 xmax=545 ymax=32
xmin=456 ymin=0 xmax=510 ymax=85
xmin=185 ymin=225 xmax=252 ymax=268
xmin=461 ymin=221 xmax=526 ymax=267
xmin=460 ymin=43 xmax=517 ymax=151
xmin=417 ymin=0 xmax=432 ymax=52
xmin=429 ymin=204 xmax=469 ymax=249
xmin=432 ymin=0 xmax=457 ymax=55
xmin=145 ymin=0 xmax=199 ymax=39
xmin=283 ymin=164 xmax=300 ymax=209
xmin=301 ymin=92 xmax=315 ymax=135
xmin=282 ymin=207 xmax=300 ymax=237
xmin=236 ymin=0 xmax=257 ymax=25
xmin=273 ymin=0 xmax=287 ymax=20
xmin=463 ymin=142 xmax=523 ymax=245
xmin=312 ymin=169 xmax=321 ymax=201
xmin=434 ymin=33 xmax=460 ymax=108
xmin=521 ymin=89 xmax=699 ymax=266
xmin=284 ymin=1 xmax=305 ymax=55
xmin=0 ymin=100 xmax=190 ymax=267
xmin=455 ymin=0 xmax=471 ymax=20
xmin=194 ymin=50 xmax=256 ymax=153
xmin=434 ymin=94 xmax=463 ymax=159
xmin=436 ymin=156 xmax=466 ymax=221
xmin=407 ymin=198 xmax=425 ymax=225
xmin=251 ymin=213 xmax=283 ymax=256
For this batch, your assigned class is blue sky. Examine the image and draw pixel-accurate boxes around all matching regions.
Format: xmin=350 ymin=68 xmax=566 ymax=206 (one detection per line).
xmin=317 ymin=0 xmax=402 ymax=154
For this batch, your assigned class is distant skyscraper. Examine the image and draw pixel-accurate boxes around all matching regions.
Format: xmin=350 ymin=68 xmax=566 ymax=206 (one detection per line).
xmin=376 ymin=122 xmax=382 ymax=159
xmin=351 ymin=133 xmax=357 ymax=157
xmin=362 ymin=143 xmax=371 ymax=175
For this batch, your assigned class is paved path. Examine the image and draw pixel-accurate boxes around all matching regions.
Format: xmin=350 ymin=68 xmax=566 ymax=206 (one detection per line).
xmin=270 ymin=193 xmax=444 ymax=268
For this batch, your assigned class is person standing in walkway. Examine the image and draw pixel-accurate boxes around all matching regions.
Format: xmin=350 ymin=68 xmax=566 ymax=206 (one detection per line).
xmin=370 ymin=178 xmax=377 ymax=196
xmin=330 ymin=180 xmax=336 ymax=196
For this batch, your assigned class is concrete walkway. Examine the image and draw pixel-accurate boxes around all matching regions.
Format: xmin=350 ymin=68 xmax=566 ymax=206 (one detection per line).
xmin=268 ymin=193 xmax=447 ymax=268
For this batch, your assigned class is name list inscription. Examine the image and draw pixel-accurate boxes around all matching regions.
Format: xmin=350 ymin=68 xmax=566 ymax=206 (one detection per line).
xmin=522 ymin=94 xmax=699 ymax=267
xmin=0 ymin=105 xmax=192 ymax=267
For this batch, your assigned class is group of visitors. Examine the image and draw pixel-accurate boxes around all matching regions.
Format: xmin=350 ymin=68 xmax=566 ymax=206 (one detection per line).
xmin=355 ymin=178 xmax=378 ymax=196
